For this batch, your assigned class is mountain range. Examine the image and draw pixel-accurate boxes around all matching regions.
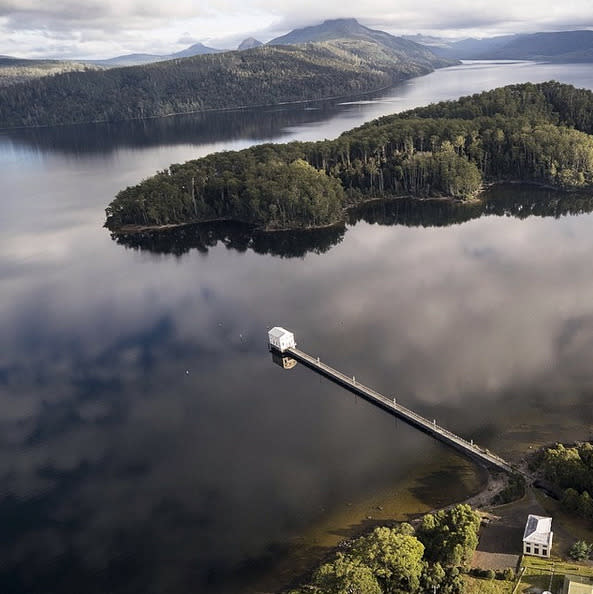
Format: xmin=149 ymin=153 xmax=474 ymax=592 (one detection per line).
xmin=0 ymin=18 xmax=449 ymax=89
xmin=90 ymin=19 xmax=445 ymax=68
xmin=88 ymin=37 xmax=267 ymax=67
xmin=0 ymin=38 xmax=261 ymax=70
xmin=87 ymin=42 xmax=224 ymax=67
xmin=426 ymin=30 xmax=593 ymax=62
xmin=4 ymin=20 xmax=593 ymax=69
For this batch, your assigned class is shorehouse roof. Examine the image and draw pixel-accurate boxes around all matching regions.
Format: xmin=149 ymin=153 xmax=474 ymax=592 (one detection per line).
xmin=523 ymin=514 xmax=553 ymax=545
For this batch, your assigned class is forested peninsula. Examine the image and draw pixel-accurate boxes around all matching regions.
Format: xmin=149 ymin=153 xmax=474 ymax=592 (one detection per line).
xmin=0 ymin=39 xmax=449 ymax=129
xmin=105 ymin=82 xmax=593 ymax=232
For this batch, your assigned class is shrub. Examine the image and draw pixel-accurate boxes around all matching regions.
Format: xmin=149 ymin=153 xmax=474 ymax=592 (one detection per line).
xmin=502 ymin=567 xmax=515 ymax=581
xmin=569 ymin=540 xmax=592 ymax=561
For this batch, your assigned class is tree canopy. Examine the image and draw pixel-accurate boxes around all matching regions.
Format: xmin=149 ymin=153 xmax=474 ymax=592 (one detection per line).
xmin=416 ymin=504 xmax=481 ymax=566
xmin=536 ymin=441 xmax=593 ymax=521
xmin=350 ymin=527 xmax=425 ymax=594
xmin=311 ymin=554 xmax=382 ymax=594
xmin=290 ymin=505 xmax=480 ymax=594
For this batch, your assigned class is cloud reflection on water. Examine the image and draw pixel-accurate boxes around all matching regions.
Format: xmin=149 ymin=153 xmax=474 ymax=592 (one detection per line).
xmin=3 ymin=60 xmax=593 ymax=593
xmin=3 ymin=185 xmax=593 ymax=591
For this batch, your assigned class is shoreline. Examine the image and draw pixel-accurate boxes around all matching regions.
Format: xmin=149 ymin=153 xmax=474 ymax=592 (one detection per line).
xmin=279 ymin=439 xmax=576 ymax=593
xmin=275 ymin=464 xmax=505 ymax=594
xmin=276 ymin=439 xmax=544 ymax=594
xmin=106 ymin=194 xmax=473 ymax=235
xmin=106 ymin=179 xmax=587 ymax=235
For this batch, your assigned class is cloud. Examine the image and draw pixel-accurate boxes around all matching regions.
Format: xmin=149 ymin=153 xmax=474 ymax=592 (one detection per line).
xmin=0 ymin=0 xmax=201 ymax=24
xmin=1 ymin=1 xmax=593 ymax=64
xmin=176 ymin=32 xmax=198 ymax=45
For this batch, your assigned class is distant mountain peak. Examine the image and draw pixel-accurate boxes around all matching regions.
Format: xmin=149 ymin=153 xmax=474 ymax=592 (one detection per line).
xmin=238 ymin=37 xmax=263 ymax=51
xmin=172 ymin=42 xmax=222 ymax=59
xmin=266 ymin=17 xmax=452 ymax=70
xmin=321 ymin=17 xmax=361 ymax=26
xmin=269 ymin=17 xmax=382 ymax=46
xmin=184 ymin=42 xmax=213 ymax=50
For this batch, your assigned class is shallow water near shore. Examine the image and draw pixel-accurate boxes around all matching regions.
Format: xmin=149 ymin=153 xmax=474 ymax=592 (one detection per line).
xmin=2 ymin=61 xmax=593 ymax=593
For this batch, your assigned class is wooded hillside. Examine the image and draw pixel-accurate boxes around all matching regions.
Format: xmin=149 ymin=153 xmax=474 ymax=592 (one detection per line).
xmin=0 ymin=40 xmax=448 ymax=128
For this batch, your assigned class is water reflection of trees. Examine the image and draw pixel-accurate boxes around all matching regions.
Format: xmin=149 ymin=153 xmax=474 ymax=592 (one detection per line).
xmin=350 ymin=185 xmax=593 ymax=228
xmin=482 ymin=186 xmax=593 ymax=219
xmin=3 ymin=104 xmax=338 ymax=156
xmin=110 ymin=221 xmax=346 ymax=259
xmin=111 ymin=185 xmax=593 ymax=258
xmin=348 ymin=198 xmax=481 ymax=228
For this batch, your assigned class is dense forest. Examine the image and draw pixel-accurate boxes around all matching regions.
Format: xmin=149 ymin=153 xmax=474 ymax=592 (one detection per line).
xmin=0 ymin=40 xmax=447 ymax=128
xmin=289 ymin=504 xmax=481 ymax=594
xmin=105 ymin=82 xmax=593 ymax=231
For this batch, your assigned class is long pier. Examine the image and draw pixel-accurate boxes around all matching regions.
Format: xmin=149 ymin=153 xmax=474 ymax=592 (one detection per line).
xmin=284 ymin=345 xmax=518 ymax=476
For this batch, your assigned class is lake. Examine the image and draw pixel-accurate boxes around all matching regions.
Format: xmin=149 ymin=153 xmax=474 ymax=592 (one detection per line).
xmin=2 ymin=61 xmax=593 ymax=594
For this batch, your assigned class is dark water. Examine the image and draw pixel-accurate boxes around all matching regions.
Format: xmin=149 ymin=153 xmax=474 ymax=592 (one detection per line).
xmin=2 ymin=61 xmax=593 ymax=594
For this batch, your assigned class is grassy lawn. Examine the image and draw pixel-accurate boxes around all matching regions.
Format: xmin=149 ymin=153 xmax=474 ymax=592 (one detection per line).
xmin=522 ymin=555 xmax=593 ymax=577
xmin=464 ymin=558 xmax=593 ymax=594
xmin=462 ymin=575 xmax=513 ymax=593
xmin=518 ymin=555 xmax=593 ymax=593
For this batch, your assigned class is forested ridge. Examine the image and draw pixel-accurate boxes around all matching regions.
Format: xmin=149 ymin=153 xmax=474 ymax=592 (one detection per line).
xmin=0 ymin=40 xmax=446 ymax=128
xmin=0 ymin=57 xmax=102 ymax=87
xmin=105 ymin=82 xmax=593 ymax=231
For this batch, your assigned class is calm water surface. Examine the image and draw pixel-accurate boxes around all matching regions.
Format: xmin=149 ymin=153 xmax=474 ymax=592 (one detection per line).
xmin=2 ymin=61 xmax=593 ymax=593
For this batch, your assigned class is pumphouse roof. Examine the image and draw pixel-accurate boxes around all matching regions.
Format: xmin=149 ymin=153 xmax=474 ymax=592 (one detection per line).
xmin=269 ymin=327 xmax=290 ymax=338
xmin=523 ymin=514 xmax=553 ymax=545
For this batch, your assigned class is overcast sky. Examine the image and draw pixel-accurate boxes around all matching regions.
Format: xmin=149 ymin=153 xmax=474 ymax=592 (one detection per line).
xmin=1 ymin=0 xmax=593 ymax=60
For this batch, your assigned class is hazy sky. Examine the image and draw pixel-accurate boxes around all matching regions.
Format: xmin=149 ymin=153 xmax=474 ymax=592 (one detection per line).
xmin=1 ymin=0 xmax=593 ymax=60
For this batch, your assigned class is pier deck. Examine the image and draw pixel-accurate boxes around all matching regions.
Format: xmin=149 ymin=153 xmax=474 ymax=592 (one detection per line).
xmin=285 ymin=346 xmax=518 ymax=475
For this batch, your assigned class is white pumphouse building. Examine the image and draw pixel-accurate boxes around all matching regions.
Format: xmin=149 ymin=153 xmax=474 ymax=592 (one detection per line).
xmin=523 ymin=514 xmax=553 ymax=558
xmin=268 ymin=327 xmax=296 ymax=352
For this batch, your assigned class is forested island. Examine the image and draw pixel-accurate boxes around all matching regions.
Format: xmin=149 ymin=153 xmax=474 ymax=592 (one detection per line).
xmin=105 ymin=82 xmax=593 ymax=232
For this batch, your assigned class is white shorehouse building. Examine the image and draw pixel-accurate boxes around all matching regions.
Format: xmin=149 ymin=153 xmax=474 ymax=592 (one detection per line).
xmin=523 ymin=514 xmax=553 ymax=558
xmin=268 ymin=327 xmax=296 ymax=353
